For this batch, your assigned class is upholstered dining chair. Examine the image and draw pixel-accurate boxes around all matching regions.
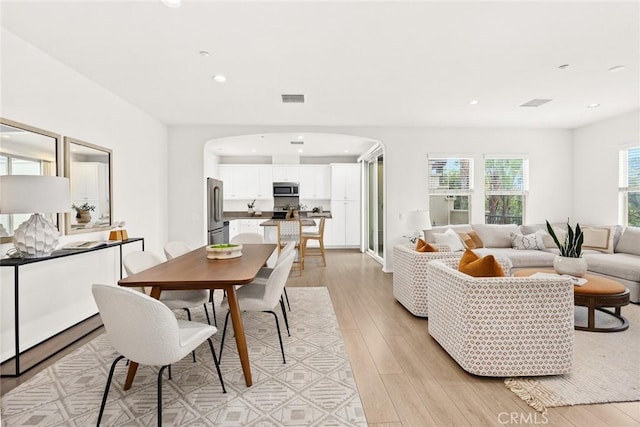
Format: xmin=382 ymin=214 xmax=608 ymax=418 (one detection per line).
xmin=124 ymin=251 xmax=212 ymax=327
xmin=92 ymin=284 xmax=225 ymax=426
xmin=300 ymin=217 xmax=327 ymax=269
xmin=219 ymin=251 xmax=295 ymax=364
xmin=164 ymin=241 xmax=218 ymax=326
xmin=253 ymin=241 xmax=296 ymax=311
xmin=230 ymin=232 xmax=264 ymax=244
xmin=277 ymin=220 xmax=302 ymax=274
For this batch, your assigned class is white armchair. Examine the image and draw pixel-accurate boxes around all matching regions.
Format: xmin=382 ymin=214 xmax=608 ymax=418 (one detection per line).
xmin=426 ymin=258 xmax=575 ymax=377
xmin=392 ymin=243 xmax=461 ymax=317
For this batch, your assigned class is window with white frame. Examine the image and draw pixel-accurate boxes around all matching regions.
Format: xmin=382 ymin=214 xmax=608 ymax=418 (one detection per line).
xmin=619 ymin=146 xmax=640 ymax=227
xmin=428 ymin=156 xmax=473 ymax=226
xmin=484 ymin=156 xmax=528 ymax=225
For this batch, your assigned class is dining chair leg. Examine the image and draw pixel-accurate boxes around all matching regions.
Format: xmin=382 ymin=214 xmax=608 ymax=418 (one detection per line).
xmin=203 ymin=303 xmax=211 ymax=325
xmin=206 ymin=338 xmax=227 ymax=394
xmin=168 ymin=364 xmax=172 ymax=380
xmin=279 ymin=296 xmax=290 ymax=336
xmin=209 ymin=291 xmax=218 ymax=327
xmin=283 ymin=287 xmax=291 ymax=311
xmin=218 ymin=311 xmax=232 ymax=362
xmin=97 ymin=355 xmax=125 ymax=426
xmin=265 ymin=311 xmax=286 ymax=364
xmin=157 ymin=365 xmax=169 ymax=427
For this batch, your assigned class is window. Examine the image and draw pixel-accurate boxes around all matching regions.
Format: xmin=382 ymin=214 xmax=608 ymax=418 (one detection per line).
xmin=619 ymin=146 xmax=640 ymax=227
xmin=428 ymin=157 xmax=473 ymax=226
xmin=484 ymin=157 xmax=527 ymax=225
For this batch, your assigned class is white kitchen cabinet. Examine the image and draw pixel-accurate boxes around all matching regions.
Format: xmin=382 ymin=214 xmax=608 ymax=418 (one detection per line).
xmin=219 ymin=165 xmax=273 ymax=200
xmin=331 ymin=163 xmax=360 ymax=200
xmin=326 ymin=200 xmax=361 ymax=247
xmin=299 ymin=165 xmax=330 ymax=199
xmin=272 ymin=165 xmax=300 ymax=183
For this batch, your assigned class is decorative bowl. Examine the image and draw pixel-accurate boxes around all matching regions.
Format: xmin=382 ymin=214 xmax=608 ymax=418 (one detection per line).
xmin=206 ymin=244 xmax=242 ymax=259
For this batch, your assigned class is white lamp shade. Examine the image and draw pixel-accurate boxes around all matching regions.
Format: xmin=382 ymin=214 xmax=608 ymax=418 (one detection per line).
xmin=0 ymin=175 xmax=71 ymax=214
xmin=406 ymin=210 xmax=432 ymax=232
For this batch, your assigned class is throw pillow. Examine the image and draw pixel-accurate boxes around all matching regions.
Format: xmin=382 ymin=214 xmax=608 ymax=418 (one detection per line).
xmin=510 ymin=231 xmax=545 ymax=250
xmin=468 ymin=230 xmax=484 ymax=248
xmin=541 ymin=226 xmax=566 ymax=249
xmin=415 ymin=239 xmax=438 ymax=252
xmin=582 ymin=226 xmax=615 ymax=254
xmin=458 ymin=249 xmax=506 ymax=278
xmin=456 ymin=231 xmax=476 ymax=249
xmin=615 ymin=226 xmax=640 ymax=256
xmin=433 ymin=228 xmax=465 ymax=252
xmin=471 ymin=224 xmax=521 ymax=248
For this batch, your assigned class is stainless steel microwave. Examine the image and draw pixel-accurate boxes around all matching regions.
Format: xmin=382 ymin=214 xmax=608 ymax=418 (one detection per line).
xmin=273 ymin=182 xmax=299 ymax=197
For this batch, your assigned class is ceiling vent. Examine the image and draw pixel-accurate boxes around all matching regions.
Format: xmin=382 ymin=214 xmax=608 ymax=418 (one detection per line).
xmin=281 ymin=94 xmax=305 ymax=103
xmin=290 ymin=140 xmax=304 ymax=145
xmin=520 ymin=99 xmax=553 ymax=107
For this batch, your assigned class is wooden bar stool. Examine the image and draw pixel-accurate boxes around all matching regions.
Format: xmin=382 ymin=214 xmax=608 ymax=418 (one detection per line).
xmin=301 ymin=218 xmax=327 ymax=269
xmin=277 ymin=220 xmax=303 ymax=275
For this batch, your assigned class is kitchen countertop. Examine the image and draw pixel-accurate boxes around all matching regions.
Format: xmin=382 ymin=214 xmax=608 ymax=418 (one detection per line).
xmin=223 ymin=211 xmax=331 ymax=221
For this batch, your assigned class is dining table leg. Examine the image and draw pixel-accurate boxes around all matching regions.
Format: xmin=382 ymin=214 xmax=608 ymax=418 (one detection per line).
xmin=226 ymin=285 xmax=253 ymax=387
xmin=123 ymin=286 xmax=162 ymax=390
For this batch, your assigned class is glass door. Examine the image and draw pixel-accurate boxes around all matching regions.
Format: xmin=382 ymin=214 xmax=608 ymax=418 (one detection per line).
xmin=364 ymin=148 xmax=384 ymax=263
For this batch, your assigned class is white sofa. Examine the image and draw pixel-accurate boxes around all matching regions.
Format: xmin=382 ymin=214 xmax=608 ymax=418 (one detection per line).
xmin=426 ymin=258 xmax=575 ymax=377
xmin=423 ymin=224 xmax=640 ymax=303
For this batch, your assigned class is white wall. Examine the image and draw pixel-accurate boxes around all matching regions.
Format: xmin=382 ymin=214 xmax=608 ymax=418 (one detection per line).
xmin=1 ymin=29 xmax=169 ymax=254
xmin=573 ymin=110 xmax=640 ymax=225
xmin=168 ymin=125 xmax=573 ymax=271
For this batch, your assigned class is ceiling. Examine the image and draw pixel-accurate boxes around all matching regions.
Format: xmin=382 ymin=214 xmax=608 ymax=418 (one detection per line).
xmin=1 ymin=1 xmax=638 ymax=138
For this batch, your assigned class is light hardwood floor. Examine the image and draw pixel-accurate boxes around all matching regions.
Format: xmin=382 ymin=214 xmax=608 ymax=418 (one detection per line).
xmin=2 ymin=249 xmax=639 ymax=426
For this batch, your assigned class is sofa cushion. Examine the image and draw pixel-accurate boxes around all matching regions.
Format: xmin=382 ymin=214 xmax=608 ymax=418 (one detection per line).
xmin=416 ymin=239 xmax=438 ymax=252
xmin=472 ymin=224 xmax=521 ymax=248
xmin=434 ymin=228 xmax=465 ymax=252
xmin=583 ymin=253 xmax=640 ymax=282
xmin=582 ymin=226 xmax=616 ymax=254
xmin=510 ymin=231 xmax=545 ymax=250
xmin=423 ymin=224 xmax=473 ymax=243
xmin=475 ymin=248 xmax=556 ymax=268
xmin=458 ymin=249 xmax=505 ymax=277
xmin=615 ymin=227 xmax=640 ymax=256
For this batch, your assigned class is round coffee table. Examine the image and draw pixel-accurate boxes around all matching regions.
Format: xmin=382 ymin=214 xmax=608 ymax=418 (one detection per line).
xmin=514 ymin=269 xmax=630 ymax=332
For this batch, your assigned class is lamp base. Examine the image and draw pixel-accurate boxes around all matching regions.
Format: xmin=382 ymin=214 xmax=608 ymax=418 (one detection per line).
xmin=13 ymin=213 xmax=60 ymax=258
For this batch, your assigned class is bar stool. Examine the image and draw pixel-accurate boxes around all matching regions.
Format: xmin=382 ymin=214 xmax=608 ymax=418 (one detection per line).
xmin=300 ymin=217 xmax=326 ymax=269
xmin=277 ymin=220 xmax=303 ymax=274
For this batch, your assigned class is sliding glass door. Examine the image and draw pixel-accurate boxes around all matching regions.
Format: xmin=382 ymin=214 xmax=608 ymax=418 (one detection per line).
xmin=364 ymin=148 xmax=384 ymax=262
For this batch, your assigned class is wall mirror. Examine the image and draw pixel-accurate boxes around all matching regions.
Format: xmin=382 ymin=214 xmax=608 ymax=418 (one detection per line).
xmin=64 ymin=137 xmax=112 ymax=235
xmin=0 ymin=117 xmax=62 ymax=243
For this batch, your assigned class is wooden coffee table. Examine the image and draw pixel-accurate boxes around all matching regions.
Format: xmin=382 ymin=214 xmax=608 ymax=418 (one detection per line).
xmin=514 ymin=269 xmax=630 ymax=332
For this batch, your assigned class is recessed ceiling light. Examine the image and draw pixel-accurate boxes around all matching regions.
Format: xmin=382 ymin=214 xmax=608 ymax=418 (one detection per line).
xmin=297 ymin=135 xmax=304 ymax=139
xmin=469 ymin=100 xmax=479 ymax=105
xmin=344 ymin=149 xmax=349 ymax=153
xmin=558 ymin=64 xmax=570 ymax=70
xmin=199 ymin=50 xmax=210 ymax=57
xmin=251 ymin=149 xmax=257 ymax=153
xmin=298 ymin=149 xmax=303 ymax=153
xmin=213 ymin=74 xmax=227 ymax=83
xmin=587 ymin=103 xmax=600 ymax=108
xmin=161 ymin=0 xmax=181 ymax=8
xmin=1 ymin=134 xmax=9 ymax=138
xmin=609 ymin=65 xmax=626 ymax=73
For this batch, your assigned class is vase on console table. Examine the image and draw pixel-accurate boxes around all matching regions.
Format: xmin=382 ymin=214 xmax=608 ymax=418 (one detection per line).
xmin=553 ymin=255 xmax=588 ymax=278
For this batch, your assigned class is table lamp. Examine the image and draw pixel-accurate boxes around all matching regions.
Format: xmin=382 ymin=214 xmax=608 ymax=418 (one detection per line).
xmin=406 ymin=210 xmax=432 ymax=243
xmin=0 ymin=175 xmax=71 ymax=257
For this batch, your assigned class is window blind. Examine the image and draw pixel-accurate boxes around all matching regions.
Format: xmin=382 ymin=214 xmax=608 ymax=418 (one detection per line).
xmin=428 ymin=157 xmax=473 ymax=194
xmin=619 ymin=146 xmax=640 ymax=190
xmin=484 ymin=157 xmax=527 ymax=195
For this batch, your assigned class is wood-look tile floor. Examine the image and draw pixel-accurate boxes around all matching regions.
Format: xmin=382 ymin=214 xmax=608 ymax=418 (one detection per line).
xmin=2 ymin=249 xmax=639 ymax=426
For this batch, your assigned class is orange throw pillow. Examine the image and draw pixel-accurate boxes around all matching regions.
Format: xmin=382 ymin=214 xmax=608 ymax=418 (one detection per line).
xmin=468 ymin=231 xmax=484 ymax=248
xmin=458 ymin=249 xmax=505 ymax=277
xmin=416 ymin=239 xmax=438 ymax=252
xmin=456 ymin=232 xmax=477 ymax=249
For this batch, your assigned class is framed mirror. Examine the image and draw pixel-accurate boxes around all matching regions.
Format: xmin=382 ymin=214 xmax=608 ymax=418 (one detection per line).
xmin=0 ymin=118 xmax=62 ymax=243
xmin=64 ymin=137 xmax=112 ymax=234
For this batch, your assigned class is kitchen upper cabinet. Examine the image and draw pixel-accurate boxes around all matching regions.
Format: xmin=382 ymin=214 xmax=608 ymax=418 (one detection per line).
xmin=218 ymin=165 xmax=272 ymax=200
xmin=272 ymin=165 xmax=300 ymax=183
xmin=299 ymin=165 xmax=330 ymax=199
xmin=331 ymin=163 xmax=360 ymax=200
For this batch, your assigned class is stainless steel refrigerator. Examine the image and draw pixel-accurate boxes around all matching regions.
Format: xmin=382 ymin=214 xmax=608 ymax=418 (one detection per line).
xmin=207 ymin=178 xmax=227 ymax=244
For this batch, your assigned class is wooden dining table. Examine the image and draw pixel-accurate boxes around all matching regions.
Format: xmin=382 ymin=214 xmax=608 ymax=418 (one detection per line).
xmin=117 ymin=243 xmax=277 ymax=389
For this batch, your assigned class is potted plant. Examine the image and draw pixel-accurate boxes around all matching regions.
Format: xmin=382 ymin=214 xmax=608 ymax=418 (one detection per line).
xmin=72 ymin=202 xmax=95 ymax=224
xmin=546 ymin=219 xmax=587 ymax=277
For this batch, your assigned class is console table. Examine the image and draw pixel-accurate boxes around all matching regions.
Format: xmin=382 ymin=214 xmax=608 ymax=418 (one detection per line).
xmin=0 ymin=238 xmax=144 ymax=377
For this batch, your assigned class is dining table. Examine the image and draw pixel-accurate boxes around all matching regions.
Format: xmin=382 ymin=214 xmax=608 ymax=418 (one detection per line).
xmin=117 ymin=243 xmax=277 ymax=389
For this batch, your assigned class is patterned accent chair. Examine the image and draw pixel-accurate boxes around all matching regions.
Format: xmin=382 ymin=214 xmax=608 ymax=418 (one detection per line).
xmin=392 ymin=243 xmax=461 ymax=317
xmin=426 ymin=258 xmax=575 ymax=377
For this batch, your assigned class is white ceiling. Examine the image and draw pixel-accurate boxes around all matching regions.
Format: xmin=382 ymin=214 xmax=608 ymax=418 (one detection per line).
xmin=1 ymin=1 xmax=639 ymax=155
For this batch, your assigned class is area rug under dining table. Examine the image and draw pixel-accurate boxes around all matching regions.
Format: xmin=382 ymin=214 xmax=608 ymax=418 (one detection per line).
xmin=505 ymin=304 xmax=640 ymax=414
xmin=1 ymin=287 xmax=367 ymax=426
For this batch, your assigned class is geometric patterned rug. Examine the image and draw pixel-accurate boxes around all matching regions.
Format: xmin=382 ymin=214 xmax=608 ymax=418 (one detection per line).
xmin=1 ymin=287 xmax=367 ymax=426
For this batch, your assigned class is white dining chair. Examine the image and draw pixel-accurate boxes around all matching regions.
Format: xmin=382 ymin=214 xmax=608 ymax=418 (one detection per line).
xmin=164 ymin=241 xmax=218 ymax=326
xmin=219 ymin=251 xmax=295 ymax=364
xmin=92 ymin=284 xmax=225 ymax=426
xmin=253 ymin=241 xmax=296 ymax=310
xmin=124 ymin=251 xmax=212 ymax=327
xmin=230 ymin=232 xmax=264 ymax=244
